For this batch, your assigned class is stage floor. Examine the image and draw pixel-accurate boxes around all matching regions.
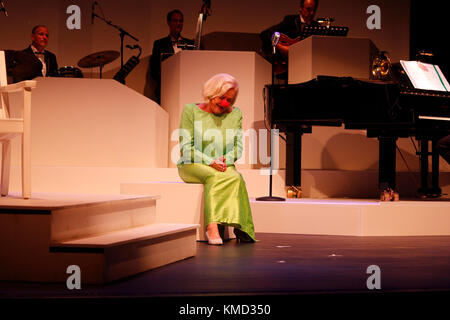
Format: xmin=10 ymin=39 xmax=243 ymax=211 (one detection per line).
xmin=2 ymin=233 xmax=450 ymax=297
xmin=2 ymin=195 xmax=450 ymax=315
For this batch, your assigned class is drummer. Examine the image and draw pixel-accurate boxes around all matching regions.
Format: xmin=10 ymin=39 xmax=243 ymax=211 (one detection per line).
xmin=8 ymin=25 xmax=59 ymax=82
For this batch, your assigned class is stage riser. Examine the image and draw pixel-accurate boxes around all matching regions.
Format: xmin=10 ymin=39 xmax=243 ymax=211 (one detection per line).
xmin=121 ymin=183 xmax=450 ymax=237
xmin=53 ymin=231 xmax=197 ymax=284
xmin=122 ymin=183 xmax=204 ymax=240
xmin=0 ymin=194 xmax=198 ymax=284
xmin=8 ymin=78 xmax=169 ymax=168
xmin=8 ymin=166 xmax=450 ymax=199
xmin=0 ymin=213 xmax=53 ymax=281
xmin=252 ymin=200 xmax=450 ymax=236
xmin=253 ymin=201 xmax=362 ymax=236
xmin=120 ymin=183 xmax=235 ymax=241
xmin=51 ymin=198 xmax=157 ymax=242
xmin=103 ymin=232 xmax=197 ymax=283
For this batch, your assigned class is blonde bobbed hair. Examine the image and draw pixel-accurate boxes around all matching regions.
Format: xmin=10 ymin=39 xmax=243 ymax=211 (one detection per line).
xmin=202 ymin=73 xmax=239 ymax=103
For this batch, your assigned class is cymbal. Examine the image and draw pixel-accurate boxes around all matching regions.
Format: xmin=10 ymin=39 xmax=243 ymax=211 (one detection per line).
xmin=77 ymin=50 xmax=120 ymax=68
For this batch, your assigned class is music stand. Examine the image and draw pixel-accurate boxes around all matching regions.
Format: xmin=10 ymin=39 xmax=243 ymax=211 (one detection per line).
xmin=302 ymin=25 xmax=349 ymax=39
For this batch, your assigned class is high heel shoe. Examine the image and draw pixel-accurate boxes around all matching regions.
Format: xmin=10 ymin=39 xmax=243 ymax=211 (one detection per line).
xmin=205 ymin=231 xmax=223 ymax=245
xmin=233 ymin=228 xmax=254 ymax=243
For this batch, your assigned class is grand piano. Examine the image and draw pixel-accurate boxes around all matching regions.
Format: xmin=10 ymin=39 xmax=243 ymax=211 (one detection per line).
xmin=266 ymin=67 xmax=450 ymax=200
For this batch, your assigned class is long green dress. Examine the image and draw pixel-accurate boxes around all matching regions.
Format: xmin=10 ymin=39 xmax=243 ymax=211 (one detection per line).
xmin=177 ymin=103 xmax=256 ymax=241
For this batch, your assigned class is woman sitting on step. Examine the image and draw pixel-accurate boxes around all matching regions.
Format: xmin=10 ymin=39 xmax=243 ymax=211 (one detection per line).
xmin=177 ymin=73 xmax=256 ymax=245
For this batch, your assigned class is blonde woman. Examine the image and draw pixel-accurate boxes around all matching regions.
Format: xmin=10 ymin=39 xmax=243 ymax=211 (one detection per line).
xmin=177 ymin=73 xmax=255 ymax=245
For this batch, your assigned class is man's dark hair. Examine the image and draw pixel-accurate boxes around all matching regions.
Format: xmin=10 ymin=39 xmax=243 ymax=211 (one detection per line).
xmin=31 ymin=25 xmax=47 ymax=34
xmin=300 ymin=0 xmax=319 ymax=8
xmin=167 ymin=9 xmax=183 ymax=22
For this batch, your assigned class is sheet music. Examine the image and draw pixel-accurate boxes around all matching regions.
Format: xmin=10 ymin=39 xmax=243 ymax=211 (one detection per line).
xmin=400 ymin=60 xmax=450 ymax=92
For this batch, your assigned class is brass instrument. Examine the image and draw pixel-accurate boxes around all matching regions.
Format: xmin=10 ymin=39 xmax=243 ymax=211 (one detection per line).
xmin=286 ymin=186 xmax=302 ymax=198
xmin=371 ymin=51 xmax=391 ymax=80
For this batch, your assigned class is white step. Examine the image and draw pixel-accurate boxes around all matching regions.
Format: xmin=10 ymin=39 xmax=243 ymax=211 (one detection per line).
xmin=52 ymin=223 xmax=198 ymax=248
xmin=8 ymin=166 xmax=450 ymax=199
xmin=120 ymin=182 xmax=236 ymax=241
xmin=0 ymin=193 xmax=198 ymax=284
xmin=49 ymin=194 xmax=161 ymax=243
xmin=50 ymin=223 xmax=199 ymax=283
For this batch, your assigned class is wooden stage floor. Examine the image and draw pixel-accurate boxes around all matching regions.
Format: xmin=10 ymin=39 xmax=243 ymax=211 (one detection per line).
xmin=1 ymin=232 xmax=450 ymax=315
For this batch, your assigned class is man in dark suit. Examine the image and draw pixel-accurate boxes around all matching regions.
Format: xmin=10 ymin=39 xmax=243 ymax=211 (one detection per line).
xmin=149 ymin=9 xmax=194 ymax=104
xmin=259 ymin=0 xmax=319 ymax=79
xmin=7 ymin=25 xmax=58 ymax=83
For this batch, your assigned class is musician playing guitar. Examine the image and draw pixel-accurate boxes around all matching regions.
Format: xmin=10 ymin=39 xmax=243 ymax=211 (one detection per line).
xmin=259 ymin=0 xmax=319 ymax=78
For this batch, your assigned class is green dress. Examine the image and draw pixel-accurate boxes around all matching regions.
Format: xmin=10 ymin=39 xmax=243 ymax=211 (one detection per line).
xmin=177 ymin=103 xmax=256 ymax=241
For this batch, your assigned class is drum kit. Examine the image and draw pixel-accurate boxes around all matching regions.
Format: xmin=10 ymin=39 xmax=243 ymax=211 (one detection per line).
xmin=56 ymin=1 xmax=138 ymax=80
xmin=57 ymin=50 xmax=120 ymax=78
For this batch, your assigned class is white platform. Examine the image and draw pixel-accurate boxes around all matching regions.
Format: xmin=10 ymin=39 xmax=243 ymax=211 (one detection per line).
xmin=9 ymin=165 xmax=449 ymax=200
xmin=0 ymin=193 xmax=198 ymax=284
xmin=7 ymin=77 xmax=169 ymax=168
xmin=251 ymin=198 xmax=450 ymax=236
xmin=289 ymin=36 xmax=379 ymax=84
xmin=120 ymin=172 xmax=450 ymax=238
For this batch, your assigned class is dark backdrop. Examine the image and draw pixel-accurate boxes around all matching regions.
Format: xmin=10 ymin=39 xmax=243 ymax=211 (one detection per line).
xmin=410 ymin=0 xmax=449 ymax=77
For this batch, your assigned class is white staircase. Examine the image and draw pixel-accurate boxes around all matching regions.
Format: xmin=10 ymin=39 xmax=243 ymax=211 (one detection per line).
xmin=0 ymin=193 xmax=198 ymax=284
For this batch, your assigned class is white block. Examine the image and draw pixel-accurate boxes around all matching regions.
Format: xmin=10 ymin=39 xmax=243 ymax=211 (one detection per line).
xmin=8 ymin=78 xmax=169 ymax=168
xmin=289 ymin=36 xmax=379 ymax=84
xmin=121 ymin=181 xmax=236 ymax=241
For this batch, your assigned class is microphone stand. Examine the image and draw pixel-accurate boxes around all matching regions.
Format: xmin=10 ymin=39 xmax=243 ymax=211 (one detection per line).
xmin=256 ymin=33 xmax=285 ymax=202
xmin=255 ymin=125 xmax=285 ymax=202
xmin=0 ymin=0 xmax=8 ymax=17
xmin=92 ymin=11 xmax=139 ymax=69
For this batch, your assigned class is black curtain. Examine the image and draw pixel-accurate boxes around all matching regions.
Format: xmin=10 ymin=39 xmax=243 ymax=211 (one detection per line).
xmin=410 ymin=0 xmax=449 ymax=78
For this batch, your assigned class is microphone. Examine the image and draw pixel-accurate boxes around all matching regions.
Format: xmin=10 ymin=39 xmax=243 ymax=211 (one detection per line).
xmin=91 ymin=1 xmax=97 ymax=24
xmin=316 ymin=17 xmax=334 ymax=26
xmin=0 ymin=0 xmax=8 ymax=17
xmin=316 ymin=17 xmax=335 ymax=22
xmin=271 ymin=32 xmax=280 ymax=54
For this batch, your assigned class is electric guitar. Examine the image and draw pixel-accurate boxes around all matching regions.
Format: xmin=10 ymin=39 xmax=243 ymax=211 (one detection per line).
xmin=271 ymin=33 xmax=301 ymax=75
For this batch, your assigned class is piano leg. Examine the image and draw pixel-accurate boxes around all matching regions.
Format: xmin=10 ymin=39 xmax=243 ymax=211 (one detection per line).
xmin=418 ymin=139 xmax=442 ymax=197
xmin=286 ymin=130 xmax=303 ymax=198
xmin=378 ymin=136 xmax=399 ymax=201
xmin=419 ymin=139 xmax=429 ymax=194
xmin=431 ymin=139 xmax=442 ymax=196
